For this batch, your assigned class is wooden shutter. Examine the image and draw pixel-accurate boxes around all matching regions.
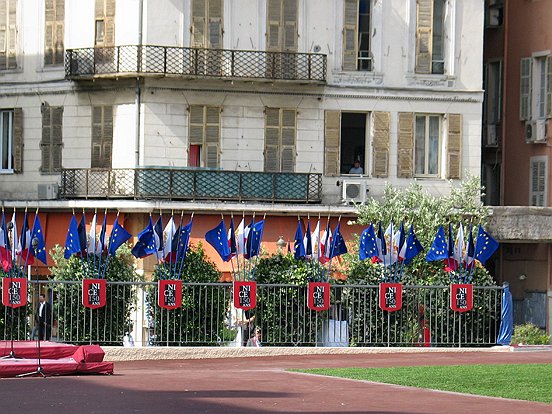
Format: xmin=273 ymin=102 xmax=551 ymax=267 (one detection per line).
xmin=266 ymin=0 xmax=281 ymax=51
xmin=282 ymin=0 xmax=297 ymax=52
xmin=372 ymin=111 xmax=389 ymax=178
xmin=44 ymin=0 xmax=64 ymax=66
xmin=546 ymin=55 xmax=552 ymax=118
xmin=41 ymin=105 xmax=63 ymax=172
xmin=343 ymin=0 xmax=358 ymax=71
xmin=189 ymin=105 xmax=204 ymax=145
xmin=446 ymin=114 xmax=462 ymax=179
xmin=264 ymin=108 xmax=281 ymax=172
xmin=281 ymin=109 xmax=296 ymax=172
xmin=13 ymin=107 xmax=22 ymax=173
xmin=324 ymin=111 xmax=340 ymax=176
xmin=207 ymin=0 xmax=223 ymax=49
xmin=0 ymin=0 xmax=17 ymax=70
xmin=205 ymin=106 xmax=220 ymax=168
xmin=397 ymin=113 xmax=414 ymax=178
xmin=415 ymin=0 xmax=433 ymax=74
xmin=95 ymin=0 xmax=115 ymax=46
xmin=520 ymin=57 xmax=532 ymax=121
xmin=91 ymin=106 xmax=112 ymax=168
xmin=191 ymin=0 xmax=206 ymax=47
xmin=51 ymin=106 xmax=63 ymax=171
xmin=531 ymin=159 xmax=546 ymax=206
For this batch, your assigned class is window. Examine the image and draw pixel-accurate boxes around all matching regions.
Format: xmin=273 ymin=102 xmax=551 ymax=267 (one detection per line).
xmin=94 ymin=0 xmax=114 ymax=47
xmin=41 ymin=105 xmax=63 ymax=173
xmin=188 ymin=105 xmax=220 ymax=168
xmin=0 ymin=108 xmax=22 ymax=172
xmin=530 ymin=156 xmax=547 ymax=206
xmin=414 ymin=115 xmax=440 ymax=176
xmin=343 ymin=0 xmax=372 ymax=71
xmin=44 ymin=0 xmax=64 ymax=66
xmin=415 ymin=0 xmax=446 ymax=75
xmin=483 ymin=61 xmax=502 ymax=125
xmin=264 ymin=108 xmax=296 ymax=173
xmin=267 ymin=0 xmax=297 ymax=52
xmin=91 ymin=106 xmax=112 ymax=168
xmin=0 ymin=0 xmax=17 ymax=70
xmin=191 ymin=0 xmax=223 ymax=49
xmin=520 ymin=55 xmax=552 ymax=121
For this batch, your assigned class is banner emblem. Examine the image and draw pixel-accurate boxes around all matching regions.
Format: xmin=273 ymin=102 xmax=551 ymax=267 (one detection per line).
xmin=233 ymin=281 xmax=256 ymax=310
xmin=307 ymin=282 xmax=330 ymax=311
xmin=82 ymin=279 xmax=107 ymax=309
xmin=450 ymin=283 xmax=473 ymax=312
xmin=379 ymin=282 xmax=403 ymax=312
xmin=2 ymin=277 xmax=27 ymax=308
xmin=158 ymin=280 xmax=182 ymax=309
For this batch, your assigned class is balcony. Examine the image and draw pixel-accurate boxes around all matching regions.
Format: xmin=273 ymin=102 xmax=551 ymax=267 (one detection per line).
xmin=65 ymin=45 xmax=327 ymax=83
xmin=60 ymin=167 xmax=322 ymax=203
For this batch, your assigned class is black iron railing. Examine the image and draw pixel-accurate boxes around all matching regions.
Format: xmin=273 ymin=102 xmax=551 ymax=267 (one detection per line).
xmin=65 ymin=45 xmax=326 ymax=82
xmin=60 ymin=167 xmax=322 ymax=203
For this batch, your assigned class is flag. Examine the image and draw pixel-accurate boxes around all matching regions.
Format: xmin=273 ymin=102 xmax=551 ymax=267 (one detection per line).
xmin=287 ymin=241 xmax=291 ymax=254
xmin=30 ymin=214 xmax=47 ymax=265
xmin=247 ymin=220 xmax=265 ymax=259
xmin=0 ymin=211 xmax=12 ymax=272
xmin=426 ymin=226 xmax=448 ymax=262
xmin=359 ymin=224 xmax=378 ymax=261
xmin=19 ymin=213 xmax=34 ymax=265
xmin=401 ymin=225 xmax=424 ymax=265
xmin=107 ymin=216 xmax=132 ymax=256
xmin=205 ymin=219 xmax=231 ymax=262
xmin=163 ymin=216 xmax=176 ymax=261
xmin=397 ymin=222 xmax=406 ymax=254
xmin=227 ymin=217 xmax=237 ymax=260
xmin=464 ymin=226 xmax=475 ymax=269
xmin=293 ymin=219 xmax=305 ymax=260
xmin=131 ymin=217 xmax=156 ymax=258
xmin=319 ymin=222 xmax=332 ymax=264
xmin=376 ymin=222 xmax=387 ymax=262
xmin=175 ymin=219 xmax=193 ymax=263
xmin=153 ymin=217 xmax=164 ymax=261
xmin=382 ymin=223 xmax=396 ymax=266
xmin=244 ymin=219 xmax=254 ymax=259
xmin=236 ymin=218 xmax=246 ymax=256
xmin=474 ymin=225 xmax=499 ymax=264
xmin=96 ymin=214 xmax=108 ymax=255
xmin=64 ymin=215 xmax=81 ymax=259
xmin=9 ymin=211 xmax=19 ymax=260
xmin=454 ymin=224 xmax=464 ymax=265
xmin=329 ymin=223 xmax=347 ymax=259
xmin=310 ymin=219 xmax=320 ymax=259
xmin=78 ymin=213 xmax=88 ymax=255
xmin=303 ymin=220 xmax=312 ymax=257
xmin=88 ymin=213 xmax=97 ymax=256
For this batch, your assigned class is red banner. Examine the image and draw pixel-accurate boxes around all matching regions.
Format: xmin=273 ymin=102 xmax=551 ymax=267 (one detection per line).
xmin=307 ymin=282 xmax=330 ymax=311
xmin=82 ymin=279 xmax=107 ymax=309
xmin=450 ymin=283 xmax=473 ymax=312
xmin=2 ymin=277 xmax=27 ymax=308
xmin=158 ymin=280 xmax=182 ymax=309
xmin=233 ymin=281 xmax=256 ymax=310
xmin=379 ymin=282 xmax=403 ymax=312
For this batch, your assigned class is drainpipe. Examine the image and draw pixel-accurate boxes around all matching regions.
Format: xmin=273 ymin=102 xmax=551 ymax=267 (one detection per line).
xmin=135 ymin=0 xmax=144 ymax=167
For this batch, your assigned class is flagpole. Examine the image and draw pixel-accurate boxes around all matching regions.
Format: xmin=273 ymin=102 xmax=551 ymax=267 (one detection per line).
xmin=81 ymin=209 xmax=91 ymax=279
xmin=177 ymin=212 xmax=193 ymax=280
xmin=231 ymin=213 xmax=240 ymax=282
xmin=173 ymin=211 xmax=185 ymax=279
xmin=96 ymin=209 xmax=107 ymax=279
xmin=90 ymin=209 xmax=98 ymax=274
xmin=320 ymin=215 xmax=330 ymax=282
xmin=250 ymin=213 xmax=266 ymax=281
xmin=101 ymin=210 xmax=120 ymax=279
xmin=326 ymin=216 xmax=341 ymax=283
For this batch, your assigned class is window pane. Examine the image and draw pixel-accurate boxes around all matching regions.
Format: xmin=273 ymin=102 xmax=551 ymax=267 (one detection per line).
xmin=189 ymin=144 xmax=201 ymax=167
xmin=95 ymin=20 xmax=105 ymax=45
xmin=1 ymin=112 xmax=11 ymax=170
xmin=415 ymin=116 xmax=426 ymax=174
xmin=432 ymin=0 xmax=445 ymax=61
xmin=428 ymin=116 xmax=440 ymax=174
xmin=538 ymin=58 xmax=546 ymax=119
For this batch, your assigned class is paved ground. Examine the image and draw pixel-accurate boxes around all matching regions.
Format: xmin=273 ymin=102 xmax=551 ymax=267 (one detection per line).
xmin=1 ymin=351 xmax=551 ymax=413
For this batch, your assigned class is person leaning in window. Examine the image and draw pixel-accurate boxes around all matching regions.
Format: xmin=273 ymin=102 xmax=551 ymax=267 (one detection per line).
xmin=35 ymin=294 xmax=52 ymax=341
xmin=348 ymin=160 xmax=364 ymax=174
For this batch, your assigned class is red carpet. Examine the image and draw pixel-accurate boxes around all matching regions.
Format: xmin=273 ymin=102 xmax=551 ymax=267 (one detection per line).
xmin=0 ymin=341 xmax=113 ymax=378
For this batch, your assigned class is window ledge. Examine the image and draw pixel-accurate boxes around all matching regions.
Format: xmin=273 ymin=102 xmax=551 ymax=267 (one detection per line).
xmin=406 ymin=73 xmax=456 ymax=88
xmin=330 ymin=71 xmax=384 ymax=87
xmin=0 ymin=169 xmax=14 ymax=175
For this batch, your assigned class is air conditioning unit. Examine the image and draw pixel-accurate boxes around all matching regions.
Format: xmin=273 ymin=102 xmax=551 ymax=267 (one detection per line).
xmin=525 ymin=119 xmax=547 ymax=143
xmin=485 ymin=124 xmax=498 ymax=147
xmin=37 ymin=183 xmax=59 ymax=200
xmin=342 ymin=180 xmax=367 ymax=204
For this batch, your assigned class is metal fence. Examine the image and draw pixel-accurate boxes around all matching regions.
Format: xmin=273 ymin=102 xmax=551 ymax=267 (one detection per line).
xmin=65 ymin=45 xmax=327 ymax=82
xmin=0 ymin=281 xmax=502 ymax=347
xmin=60 ymin=168 xmax=323 ymax=203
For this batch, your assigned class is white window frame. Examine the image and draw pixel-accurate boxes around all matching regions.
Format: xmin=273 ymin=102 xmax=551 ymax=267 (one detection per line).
xmin=531 ymin=51 xmax=551 ymax=120
xmin=413 ymin=114 xmax=441 ymax=177
xmin=0 ymin=109 xmax=14 ymax=172
xmin=530 ymin=156 xmax=547 ymax=207
xmin=340 ymin=111 xmax=371 ymax=176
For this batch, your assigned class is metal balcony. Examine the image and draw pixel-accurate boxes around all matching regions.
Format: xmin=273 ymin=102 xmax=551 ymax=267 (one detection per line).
xmin=60 ymin=167 xmax=322 ymax=203
xmin=65 ymin=45 xmax=326 ymax=83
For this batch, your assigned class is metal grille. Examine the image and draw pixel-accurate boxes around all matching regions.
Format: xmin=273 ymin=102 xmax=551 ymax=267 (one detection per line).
xmin=61 ymin=168 xmax=322 ymax=203
xmin=0 ymin=281 xmax=502 ymax=347
xmin=66 ymin=45 xmax=327 ymax=82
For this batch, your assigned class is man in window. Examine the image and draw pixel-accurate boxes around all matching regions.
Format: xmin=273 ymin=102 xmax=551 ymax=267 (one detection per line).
xmin=349 ymin=160 xmax=364 ymax=174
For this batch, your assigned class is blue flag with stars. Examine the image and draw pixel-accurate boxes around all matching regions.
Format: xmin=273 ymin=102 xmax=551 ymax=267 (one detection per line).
xmin=426 ymin=225 xmax=448 ymax=262
xmin=78 ymin=213 xmax=88 ymax=255
xmin=205 ymin=219 xmax=231 ymax=262
xmin=359 ymin=224 xmax=378 ymax=261
xmin=293 ymin=219 xmax=305 ymax=260
xmin=474 ymin=225 xmax=499 ymax=264
xmin=64 ymin=215 xmax=81 ymax=259
xmin=248 ymin=220 xmax=265 ymax=259
xmin=329 ymin=223 xmax=348 ymax=259
xmin=107 ymin=217 xmax=132 ymax=256
xmin=131 ymin=217 xmax=156 ymax=258
xmin=30 ymin=214 xmax=48 ymax=265
xmin=402 ymin=224 xmax=424 ymax=264
xmin=175 ymin=220 xmax=193 ymax=262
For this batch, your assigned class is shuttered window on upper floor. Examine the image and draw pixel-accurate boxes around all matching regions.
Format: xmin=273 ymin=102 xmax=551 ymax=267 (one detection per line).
xmin=41 ymin=105 xmax=63 ymax=173
xmin=191 ymin=0 xmax=223 ymax=48
xmin=0 ymin=0 xmax=17 ymax=70
xmin=95 ymin=0 xmax=115 ymax=47
xmin=415 ymin=0 xmax=446 ymax=75
xmin=530 ymin=157 xmax=547 ymax=206
xmin=44 ymin=0 xmax=64 ymax=66
xmin=91 ymin=106 xmax=113 ymax=168
xmin=266 ymin=0 xmax=297 ymax=52
xmin=188 ymin=105 xmax=220 ymax=168
xmin=264 ymin=108 xmax=296 ymax=173
xmin=343 ymin=0 xmax=372 ymax=71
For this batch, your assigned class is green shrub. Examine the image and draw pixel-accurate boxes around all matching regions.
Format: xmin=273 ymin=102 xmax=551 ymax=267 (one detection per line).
xmin=512 ymin=323 xmax=551 ymax=345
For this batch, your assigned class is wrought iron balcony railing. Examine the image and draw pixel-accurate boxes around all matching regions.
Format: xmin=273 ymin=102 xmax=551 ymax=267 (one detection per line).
xmin=65 ymin=45 xmax=326 ymax=83
xmin=60 ymin=167 xmax=322 ymax=203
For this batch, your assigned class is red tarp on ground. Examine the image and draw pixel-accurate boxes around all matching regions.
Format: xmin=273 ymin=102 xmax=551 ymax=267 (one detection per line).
xmin=0 ymin=341 xmax=113 ymax=378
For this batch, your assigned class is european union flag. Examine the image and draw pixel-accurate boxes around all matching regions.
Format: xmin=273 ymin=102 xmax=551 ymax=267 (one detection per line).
xmin=64 ymin=215 xmax=81 ymax=259
xmin=206 ymin=219 xmax=231 ymax=262
xmin=474 ymin=225 xmax=499 ymax=264
xmin=175 ymin=220 xmax=193 ymax=262
xmin=107 ymin=216 xmax=132 ymax=256
xmin=30 ymin=214 xmax=47 ymax=265
xmin=293 ymin=219 xmax=305 ymax=260
xmin=359 ymin=224 xmax=378 ymax=261
xmin=426 ymin=225 xmax=448 ymax=262
xmin=78 ymin=213 xmax=88 ymax=255
xmin=329 ymin=223 xmax=347 ymax=259
xmin=403 ymin=225 xmax=424 ymax=264
xmin=131 ymin=217 xmax=156 ymax=259
xmin=96 ymin=214 xmax=107 ymax=255
xmin=248 ymin=220 xmax=265 ymax=259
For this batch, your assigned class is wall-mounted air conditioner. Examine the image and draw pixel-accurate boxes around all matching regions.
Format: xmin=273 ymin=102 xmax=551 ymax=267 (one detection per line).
xmin=525 ymin=119 xmax=547 ymax=143
xmin=342 ymin=180 xmax=367 ymax=204
xmin=37 ymin=183 xmax=59 ymax=200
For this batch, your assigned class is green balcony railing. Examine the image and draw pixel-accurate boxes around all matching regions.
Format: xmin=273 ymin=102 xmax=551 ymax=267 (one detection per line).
xmin=65 ymin=45 xmax=327 ymax=83
xmin=60 ymin=167 xmax=322 ymax=203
